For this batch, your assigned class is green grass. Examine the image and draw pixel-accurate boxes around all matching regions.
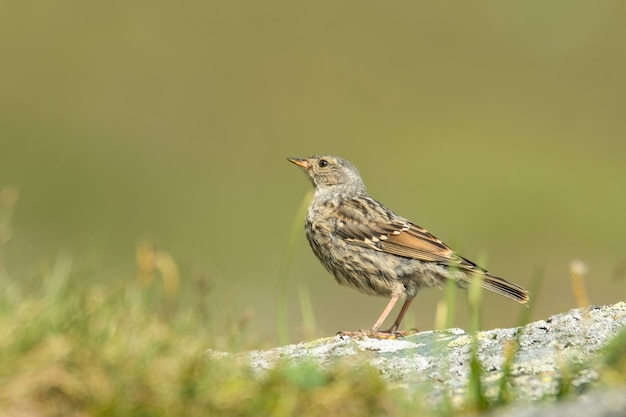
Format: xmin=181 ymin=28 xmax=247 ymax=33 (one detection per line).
xmin=2 ymin=258 xmax=624 ymax=417
xmin=0 ymin=263 xmax=394 ymax=416
xmin=277 ymin=189 xmax=313 ymax=345
xmin=2 ymin=190 xmax=624 ymax=417
xmin=0 ymin=253 xmax=548 ymax=417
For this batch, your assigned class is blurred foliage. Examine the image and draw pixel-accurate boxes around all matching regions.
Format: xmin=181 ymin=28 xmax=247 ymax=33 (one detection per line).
xmin=599 ymin=325 xmax=626 ymax=387
xmin=1 ymin=0 xmax=626 ymax=342
xmin=2 ymin=259 xmax=615 ymax=416
xmin=0 ymin=264 xmax=395 ymax=417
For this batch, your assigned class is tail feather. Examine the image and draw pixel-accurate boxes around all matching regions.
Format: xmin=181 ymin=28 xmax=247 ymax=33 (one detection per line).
xmin=460 ymin=272 xmax=530 ymax=304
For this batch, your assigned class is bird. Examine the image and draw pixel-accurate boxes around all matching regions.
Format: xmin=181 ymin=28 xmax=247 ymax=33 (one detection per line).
xmin=288 ymin=155 xmax=529 ymax=339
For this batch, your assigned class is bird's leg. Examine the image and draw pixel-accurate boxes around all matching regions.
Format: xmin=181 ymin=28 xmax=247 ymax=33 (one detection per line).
xmin=370 ymin=293 xmax=402 ymax=333
xmin=382 ymin=296 xmax=415 ymax=334
xmin=339 ymin=293 xmax=417 ymax=339
xmin=367 ymin=296 xmax=417 ymax=339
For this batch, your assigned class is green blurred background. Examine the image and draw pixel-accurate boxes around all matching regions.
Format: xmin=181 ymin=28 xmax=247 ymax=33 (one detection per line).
xmin=2 ymin=1 xmax=625 ymax=344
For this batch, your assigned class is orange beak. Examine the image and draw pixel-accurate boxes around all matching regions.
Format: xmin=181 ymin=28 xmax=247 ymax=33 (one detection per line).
xmin=287 ymin=157 xmax=310 ymax=169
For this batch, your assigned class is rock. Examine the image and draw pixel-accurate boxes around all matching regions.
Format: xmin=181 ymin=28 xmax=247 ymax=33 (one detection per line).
xmin=494 ymin=387 xmax=626 ymax=417
xmin=230 ymin=302 xmax=626 ymax=411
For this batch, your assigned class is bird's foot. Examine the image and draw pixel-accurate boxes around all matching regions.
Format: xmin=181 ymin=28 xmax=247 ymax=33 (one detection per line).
xmin=337 ymin=328 xmax=418 ymax=340
xmin=336 ymin=330 xmax=368 ymax=339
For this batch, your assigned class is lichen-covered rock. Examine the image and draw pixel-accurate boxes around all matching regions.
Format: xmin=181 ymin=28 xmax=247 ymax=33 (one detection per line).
xmin=233 ymin=302 xmax=626 ymax=409
xmin=493 ymin=386 xmax=626 ymax=417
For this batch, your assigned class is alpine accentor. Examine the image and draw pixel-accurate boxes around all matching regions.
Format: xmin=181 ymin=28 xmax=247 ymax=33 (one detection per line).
xmin=288 ymin=155 xmax=529 ymax=338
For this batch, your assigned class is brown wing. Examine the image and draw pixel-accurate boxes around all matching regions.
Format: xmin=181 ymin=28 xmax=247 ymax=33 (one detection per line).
xmin=334 ymin=198 xmax=476 ymax=269
xmin=334 ymin=198 xmax=529 ymax=303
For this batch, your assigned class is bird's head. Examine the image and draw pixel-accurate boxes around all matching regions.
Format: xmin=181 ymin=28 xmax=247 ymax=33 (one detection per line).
xmin=288 ymin=155 xmax=366 ymax=194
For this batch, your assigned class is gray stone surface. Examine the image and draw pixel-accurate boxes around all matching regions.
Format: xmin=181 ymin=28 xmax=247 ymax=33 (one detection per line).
xmin=215 ymin=303 xmax=626 ymax=415
xmin=493 ymin=387 xmax=626 ymax=417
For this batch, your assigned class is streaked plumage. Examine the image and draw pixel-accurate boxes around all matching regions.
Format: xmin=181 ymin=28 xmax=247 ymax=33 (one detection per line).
xmin=288 ymin=155 xmax=529 ymax=338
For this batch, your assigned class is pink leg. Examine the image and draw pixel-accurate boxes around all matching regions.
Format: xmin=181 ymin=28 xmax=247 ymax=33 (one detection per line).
xmin=383 ymin=296 xmax=415 ymax=334
xmin=370 ymin=293 xmax=402 ymax=332
xmin=338 ymin=294 xmax=418 ymax=339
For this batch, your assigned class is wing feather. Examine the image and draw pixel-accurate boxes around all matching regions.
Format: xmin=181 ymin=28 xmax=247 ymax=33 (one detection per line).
xmin=332 ymin=197 xmax=529 ymax=303
xmin=334 ymin=197 xmax=470 ymax=267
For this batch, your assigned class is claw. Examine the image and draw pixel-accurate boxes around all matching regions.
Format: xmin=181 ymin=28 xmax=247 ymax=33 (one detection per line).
xmin=337 ymin=329 xmax=418 ymax=339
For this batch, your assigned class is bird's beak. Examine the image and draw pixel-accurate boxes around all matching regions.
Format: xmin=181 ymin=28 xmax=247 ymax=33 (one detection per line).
xmin=287 ymin=157 xmax=310 ymax=170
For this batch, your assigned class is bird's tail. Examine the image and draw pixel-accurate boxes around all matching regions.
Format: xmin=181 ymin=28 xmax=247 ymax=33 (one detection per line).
xmin=460 ymin=271 xmax=530 ymax=304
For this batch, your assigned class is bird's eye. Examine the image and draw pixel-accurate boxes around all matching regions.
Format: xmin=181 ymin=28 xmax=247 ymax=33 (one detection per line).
xmin=318 ymin=159 xmax=329 ymax=168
